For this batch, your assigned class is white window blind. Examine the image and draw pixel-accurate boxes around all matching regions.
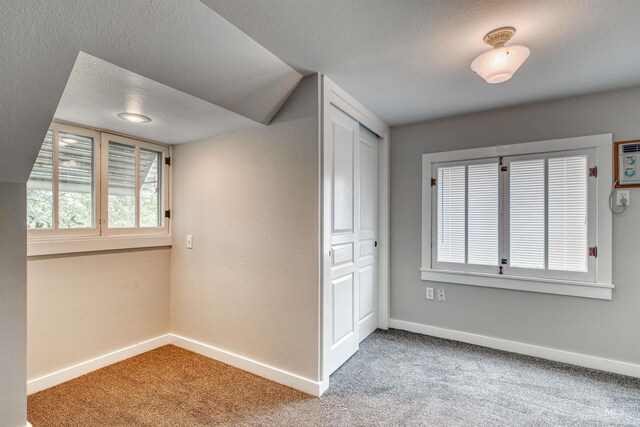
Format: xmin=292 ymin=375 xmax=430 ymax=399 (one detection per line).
xmin=437 ymin=165 xmax=465 ymax=263
xmin=107 ymin=141 xmax=137 ymax=228
xmin=509 ymin=159 xmax=546 ymax=269
xmin=548 ymin=156 xmax=588 ymax=272
xmin=467 ymin=163 xmax=499 ymax=266
xmin=58 ymin=132 xmax=95 ymax=229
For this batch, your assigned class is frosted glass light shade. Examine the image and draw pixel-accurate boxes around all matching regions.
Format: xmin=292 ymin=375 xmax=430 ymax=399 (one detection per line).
xmin=471 ymin=45 xmax=530 ymax=84
xmin=117 ymin=112 xmax=152 ymax=123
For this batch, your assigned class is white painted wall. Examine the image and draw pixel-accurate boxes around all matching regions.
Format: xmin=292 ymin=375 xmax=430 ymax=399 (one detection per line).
xmin=170 ymin=75 xmax=320 ymax=381
xmin=27 ymin=248 xmax=170 ymax=381
xmin=0 ymin=182 xmax=27 ymax=426
xmin=390 ymin=86 xmax=640 ymax=366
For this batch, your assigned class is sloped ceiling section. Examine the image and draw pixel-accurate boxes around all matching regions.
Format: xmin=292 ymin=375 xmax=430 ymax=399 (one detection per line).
xmin=56 ymin=53 xmax=262 ymax=145
xmin=0 ymin=0 xmax=301 ymax=183
xmin=203 ymin=0 xmax=640 ymax=126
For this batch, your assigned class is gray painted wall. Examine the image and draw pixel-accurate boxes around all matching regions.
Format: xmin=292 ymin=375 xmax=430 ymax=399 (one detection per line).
xmin=390 ymin=86 xmax=640 ymax=365
xmin=0 ymin=182 xmax=27 ymax=426
xmin=170 ymin=75 xmax=320 ymax=380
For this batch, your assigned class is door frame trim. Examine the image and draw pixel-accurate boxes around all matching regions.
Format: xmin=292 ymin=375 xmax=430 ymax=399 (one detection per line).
xmin=319 ymin=75 xmax=390 ymax=392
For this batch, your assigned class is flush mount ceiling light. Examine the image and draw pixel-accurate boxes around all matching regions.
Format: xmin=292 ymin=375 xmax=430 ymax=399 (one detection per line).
xmin=471 ymin=27 xmax=530 ymax=84
xmin=117 ymin=112 xmax=152 ymax=123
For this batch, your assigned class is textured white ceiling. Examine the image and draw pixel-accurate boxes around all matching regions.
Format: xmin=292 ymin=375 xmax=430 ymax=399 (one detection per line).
xmin=56 ymin=53 xmax=262 ymax=145
xmin=203 ymin=0 xmax=640 ymax=126
xmin=0 ymin=0 xmax=301 ymax=183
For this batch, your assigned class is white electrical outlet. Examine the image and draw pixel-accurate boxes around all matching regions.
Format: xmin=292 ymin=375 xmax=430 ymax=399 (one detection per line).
xmin=186 ymin=234 xmax=193 ymax=249
xmin=426 ymin=287 xmax=434 ymax=300
xmin=437 ymin=289 xmax=446 ymax=302
xmin=616 ymin=190 xmax=630 ymax=206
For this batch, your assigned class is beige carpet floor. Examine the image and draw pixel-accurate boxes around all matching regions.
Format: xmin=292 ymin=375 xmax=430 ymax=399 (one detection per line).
xmin=28 ymin=344 xmax=312 ymax=426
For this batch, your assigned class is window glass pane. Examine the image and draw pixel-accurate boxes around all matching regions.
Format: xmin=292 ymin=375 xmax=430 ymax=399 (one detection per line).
xmin=58 ymin=132 xmax=94 ymax=228
xmin=437 ymin=165 xmax=465 ymax=263
xmin=510 ymin=159 xmax=545 ymax=269
xmin=140 ymin=148 xmax=162 ymax=227
xmin=108 ymin=141 xmax=136 ymax=228
xmin=548 ymin=156 xmax=588 ymax=272
xmin=468 ymin=163 xmax=499 ymax=266
xmin=27 ymin=129 xmax=54 ymax=229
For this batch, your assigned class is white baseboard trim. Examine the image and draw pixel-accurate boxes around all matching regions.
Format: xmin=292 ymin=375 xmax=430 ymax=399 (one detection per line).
xmin=319 ymin=378 xmax=330 ymax=395
xmin=27 ymin=334 xmax=171 ymax=395
xmin=26 ymin=333 xmax=323 ymax=397
xmin=170 ymin=334 xmax=323 ymax=396
xmin=390 ymin=319 xmax=640 ymax=379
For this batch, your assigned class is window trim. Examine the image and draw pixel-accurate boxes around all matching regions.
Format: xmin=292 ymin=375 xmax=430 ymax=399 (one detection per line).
xmin=421 ymin=134 xmax=613 ymax=300
xmin=27 ymin=122 xmax=172 ymax=256
xmin=501 ymin=149 xmax=596 ymax=282
xmin=100 ymin=132 xmax=170 ymax=236
xmin=27 ymin=234 xmax=172 ymax=257
xmin=432 ymin=158 xmax=501 ymax=275
xmin=27 ymin=122 xmax=101 ymax=238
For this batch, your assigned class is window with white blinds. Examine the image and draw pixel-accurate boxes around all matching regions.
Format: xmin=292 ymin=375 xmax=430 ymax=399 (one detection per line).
xmin=433 ymin=150 xmax=595 ymax=282
xmin=423 ymin=134 xmax=614 ymax=299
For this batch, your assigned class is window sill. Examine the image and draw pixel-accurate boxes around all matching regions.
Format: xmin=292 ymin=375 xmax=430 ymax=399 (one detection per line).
xmin=420 ymin=268 xmax=613 ymax=300
xmin=27 ymin=234 xmax=172 ymax=257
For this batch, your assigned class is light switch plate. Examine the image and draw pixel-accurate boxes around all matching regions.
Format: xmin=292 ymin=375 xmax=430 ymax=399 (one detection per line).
xmin=186 ymin=234 xmax=193 ymax=249
xmin=426 ymin=287 xmax=434 ymax=300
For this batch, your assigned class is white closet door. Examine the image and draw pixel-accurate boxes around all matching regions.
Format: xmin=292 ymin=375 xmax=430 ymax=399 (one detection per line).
xmin=325 ymin=106 xmax=379 ymax=375
xmin=326 ymin=105 xmax=360 ymax=375
xmin=358 ymin=125 xmax=378 ymax=341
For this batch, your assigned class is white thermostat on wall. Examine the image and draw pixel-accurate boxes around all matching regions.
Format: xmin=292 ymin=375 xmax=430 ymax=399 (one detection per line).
xmin=618 ymin=141 xmax=640 ymax=185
